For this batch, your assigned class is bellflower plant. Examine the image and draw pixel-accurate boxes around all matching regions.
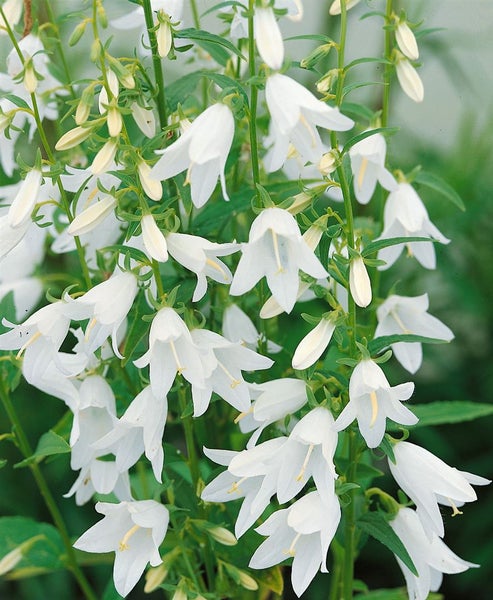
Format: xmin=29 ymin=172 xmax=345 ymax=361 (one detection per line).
xmin=0 ymin=2 xmax=489 ymax=600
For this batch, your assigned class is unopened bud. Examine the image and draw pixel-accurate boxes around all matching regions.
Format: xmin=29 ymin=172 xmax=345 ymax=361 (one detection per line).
xmin=68 ymin=194 xmax=117 ymax=236
xmin=144 ymin=563 xmax=168 ymax=593
xmin=157 ymin=14 xmax=173 ymax=58
xmin=395 ymin=21 xmax=419 ymax=61
xmin=75 ymin=86 xmax=95 ymax=125
xmin=90 ymin=38 xmax=102 ymax=63
xmin=316 ymin=69 xmax=338 ymax=94
xmin=208 ymin=526 xmax=237 ymax=546
xmin=171 ymin=588 xmax=187 ymax=600
xmin=238 ymin=571 xmax=259 ymax=591
xmin=0 ymin=111 xmax=12 ymax=135
xmin=90 ymin=139 xmax=117 ymax=175
xmin=302 ymin=224 xmax=324 ymax=251
xmin=285 ymin=191 xmax=313 ymax=215
xmin=23 ymin=61 xmax=37 ymax=94
xmin=329 ymin=0 xmax=361 ymax=16
xmin=131 ymin=103 xmax=156 ymax=138
xmin=318 ymin=150 xmax=337 ymax=175
xmin=142 ymin=214 xmax=168 ymax=262
xmin=138 ymin=160 xmax=163 ymax=201
xmin=300 ymin=43 xmax=332 ymax=70
xmin=0 ymin=534 xmax=44 ymax=577
xmin=107 ymin=104 xmax=122 ymax=137
xmin=395 ymin=54 xmax=423 ymax=103
xmin=106 ymin=55 xmax=135 ymax=89
xmin=55 ymin=125 xmax=93 ymax=151
xmin=69 ymin=20 xmax=88 ymax=47
xmin=349 ymin=256 xmax=372 ymax=308
xmin=97 ymin=0 xmax=108 ymax=28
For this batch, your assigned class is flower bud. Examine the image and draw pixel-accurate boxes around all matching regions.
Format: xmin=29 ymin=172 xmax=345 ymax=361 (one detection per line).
xmin=292 ymin=316 xmax=336 ymax=370
xmin=349 ymin=256 xmax=372 ymax=307
xmin=208 ymin=526 xmax=237 ymax=546
xmin=0 ymin=111 xmax=12 ymax=135
xmin=316 ymin=69 xmax=338 ymax=94
xmin=141 ymin=214 xmax=168 ymax=263
xmin=144 ymin=563 xmax=168 ymax=593
xmin=302 ymin=224 xmax=324 ymax=251
xmin=395 ymin=56 xmax=424 ymax=103
xmin=157 ymin=14 xmax=172 ymax=58
xmin=23 ymin=61 xmax=37 ymax=94
xmin=0 ymin=534 xmax=44 ymax=576
xmin=68 ymin=194 xmax=117 ymax=236
xmin=69 ymin=20 xmax=88 ymax=47
xmin=138 ymin=160 xmax=162 ymax=201
xmin=171 ymin=588 xmax=187 ymax=600
xmin=329 ymin=0 xmax=361 ymax=15
xmin=90 ymin=139 xmax=117 ymax=175
xmin=107 ymin=103 xmax=122 ymax=137
xmin=300 ymin=43 xmax=332 ymax=70
xmin=238 ymin=571 xmax=259 ymax=592
xmin=8 ymin=168 xmax=43 ymax=229
xmin=318 ymin=150 xmax=337 ymax=175
xmin=285 ymin=191 xmax=313 ymax=215
xmin=131 ymin=103 xmax=156 ymax=138
xmin=55 ymin=125 xmax=93 ymax=151
xmin=396 ymin=21 xmax=419 ymax=60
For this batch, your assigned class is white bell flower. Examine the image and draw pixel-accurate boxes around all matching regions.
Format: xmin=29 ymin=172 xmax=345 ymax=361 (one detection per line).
xmin=134 ymin=307 xmax=207 ymax=399
xmin=349 ymin=132 xmax=397 ymax=204
xmin=222 ymin=304 xmax=282 ymax=353
xmin=254 ymin=7 xmax=284 ymax=70
xmin=264 ymin=73 xmax=353 ymax=172
xmin=329 ymin=0 xmax=361 ymax=15
xmin=390 ymin=507 xmax=478 ymax=600
xmin=375 ymin=294 xmax=454 ymax=373
xmin=249 ymin=489 xmax=341 ymax=597
xmin=7 ymin=169 xmax=43 ymax=229
xmin=190 ymin=328 xmax=273 ymax=416
xmin=389 ymin=441 xmax=491 ymax=537
xmin=93 ymin=386 xmax=168 ymax=483
xmin=292 ymin=315 xmax=336 ymax=370
xmin=396 ymin=56 xmax=424 ymax=103
xmin=201 ymin=441 xmax=285 ymax=538
xmin=237 ymin=378 xmax=308 ymax=447
xmin=141 ymin=215 xmax=168 ymax=263
xmin=150 ymin=103 xmax=235 ymax=208
xmin=395 ymin=21 xmax=419 ymax=61
xmin=0 ymin=0 xmax=23 ymax=34
xmin=377 ymin=182 xmax=450 ymax=270
xmin=335 ymin=359 xmax=416 ymax=448
xmin=74 ymin=500 xmax=170 ymax=597
xmin=230 ymin=207 xmax=328 ymax=313
xmin=166 ymin=232 xmax=239 ymax=301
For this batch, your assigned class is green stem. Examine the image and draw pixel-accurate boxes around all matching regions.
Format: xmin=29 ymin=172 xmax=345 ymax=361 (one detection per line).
xmin=190 ymin=0 xmax=201 ymax=28
xmin=381 ymin=0 xmax=394 ymax=129
xmin=247 ymin=0 xmax=261 ymax=193
xmin=142 ymin=0 xmax=168 ymax=132
xmin=0 ymin=382 xmax=97 ymax=600
xmin=43 ymin=1 xmax=76 ymax=98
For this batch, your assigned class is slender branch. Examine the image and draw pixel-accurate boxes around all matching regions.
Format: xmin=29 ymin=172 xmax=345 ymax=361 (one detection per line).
xmin=381 ymin=0 xmax=394 ymax=128
xmin=247 ymin=0 xmax=261 ymax=192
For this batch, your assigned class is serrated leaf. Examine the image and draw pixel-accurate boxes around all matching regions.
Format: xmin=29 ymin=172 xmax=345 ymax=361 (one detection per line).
xmin=357 ymin=512 xmax=417 ymax=576
xmin=0 ymin=517 xmax=64 ymax=574
xmin=361 ymin=236 xmax=435 ymax=257
xmin=15 ymin=431 xmax=70 ymax=468
xmin=342 ymin=127 xmax=400 ymax=155
xmin=414 ymin=170 xmax=465 ymax=211
xmin=369 ymin=334 xmax=448 ymax=355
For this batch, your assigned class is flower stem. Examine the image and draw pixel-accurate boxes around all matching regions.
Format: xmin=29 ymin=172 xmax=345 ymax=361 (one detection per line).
xmin=142 ymin=0 xmax=168 ymax=132
xmin=43 ymin=1 xmax=76 ymax=98
xmin=381 ymin=0 xmax=394 ymax=129
xmin=247 ymin=0 xmax=261 ymax=193
xmin=0 ymin=381 xmax=97 ymax=600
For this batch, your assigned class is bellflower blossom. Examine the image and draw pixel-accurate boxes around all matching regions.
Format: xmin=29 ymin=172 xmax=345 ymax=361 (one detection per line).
xmin=150 ymin=103 xmax=235 ymax=208
xmin=390 ymin=507 xmax=478 ymax=600
xmin=375 ymin=294 xmax=454 ymax=373
xmin=74 ymin=500 xmax=170 ymax=597
xmin=292 ymin=315 xmax=336 ymax=370
xmin=222 ymin=304 xmax=282 ymax=354
xmin=264 ymin=73 xmax=353 ymax=172
xmin=335 ymin=359 xmax=417 ymax=448
xmin=389 ymin=441 xmax=490 ymax=537
xmin=377 ymin=182 xmax=450 ymax=270
xmin=230 ymin=207 xmax=328 ymax=313
xmin=254 ymin=7 xmax=284 ymax=70
xmin=249 ymin=490 xmax=341 ymax=597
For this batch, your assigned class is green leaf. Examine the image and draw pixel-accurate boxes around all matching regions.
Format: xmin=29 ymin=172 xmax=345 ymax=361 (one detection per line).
xmin=175 ymin=28 xmax=246 ymax=62
xmin=357 ymin=590 xmax=442 ymax=600
xmin=285 ymin=33 xmax=332 ymax=43
xmin=2 ymin=93 xmax=31 ymax=110
xmin=345 ymin=57 xmax=393 ymax=71
xmin=253 ymin=565 xmax=284 ymax=595
xmin=0 ymin=459 xmax=7 ymax=469
xmin=121 ymin=293 xmax=153 ymax=366
xmin=342 ymin=81 xmax=386 ymax=99
xmin=15 ymin=431 xmax=70 ymax=468
xmin=201 ymin=1 xmax=246 ymax=18
xmin=408 ymin=401 xmax=493 ymax=428
xmin=0 ymin=517 xmax=64 ymax=575
xmin=369 ymin=334 xmax=449 ymax=355
xmin=342 ymin=127 xmax=400 ymax=155
xmin=340 ymin=101 xmax=375 ymax=122
xmin=414 ymin=170 xmax=465 ymax=211
xmin=357 ymin=512 xmax=417 ymax=576
xmin=361 ymin=236 xmax=435 ymax=257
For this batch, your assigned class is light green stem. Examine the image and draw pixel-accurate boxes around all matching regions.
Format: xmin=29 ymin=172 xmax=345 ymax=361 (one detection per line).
xmin=381 ymin=0 xmax=394 ymax=128
xmin=247 ymin=0 xmax=261 ymax=192
xmin=0 ymin=381 xmax=97 ymax=600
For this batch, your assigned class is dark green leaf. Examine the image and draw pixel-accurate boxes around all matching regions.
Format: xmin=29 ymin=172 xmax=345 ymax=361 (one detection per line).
xmin=342 ymin=127 xmax=400 ymax=155
xmin=369 ymin=334 xmax=448 ymax=355
xmin=340 ymin=101 xmax=375 ymax=122
xmin=345 ymin=57 xmax=393 ymax=71
xmin=357 ymin=512 xmax=417 ymax=575
xmin=414 ymin=170 xmax=465 ymax=211
xmin=15 ymin=431 xmax=70 ymax=468
xmin=361 ymin=236 xmax=435 ymax=257
xmin=3 ymin=94 xmax=31 ymax=110
xmin=122 ymin=293 xmax=153 ymax=366
xmin=408 ymin=401 xmax=493 ymax=428
xmin=175 ymin=28 xmax=246 ymax=61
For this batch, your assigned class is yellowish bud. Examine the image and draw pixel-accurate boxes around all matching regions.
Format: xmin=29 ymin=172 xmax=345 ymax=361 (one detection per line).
xmin=208 ymin=526 xmax=237 ymax=546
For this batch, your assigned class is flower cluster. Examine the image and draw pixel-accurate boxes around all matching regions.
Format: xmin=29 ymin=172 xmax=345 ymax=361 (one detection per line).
xmin=0 ymin=2 xmax=488 ymax=600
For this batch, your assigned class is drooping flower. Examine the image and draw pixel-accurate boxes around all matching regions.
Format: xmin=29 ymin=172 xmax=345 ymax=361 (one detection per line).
xmin=264 ymin=73 xmax=353 ymax=172
xmin=141 ymin=214 xmax=168 ymax=263
xmin=0 ymin=0 xmax=23 ymax=34
xmin=334 ymin=359 xmax=416 ymax=448
xmin=166 ymin=232 xmax=239 ymax=301
xmin=7 ymin=169 xmax=43 ymax=229
xmin=349 ymin=132 xmax=397 ymax=204
xmin=222 ymin=304 xmax=282 ymax=354
xmin=375 ymin=293 xmax=454 ymax=373
xmin=395 ymin=21 xmax=419 ymax=60
xmin=230 ymin=207 xmax=328 ymax=313
xmin=389 ymin=441 xmax=490 ymax=537
xmin=377 ymin=182 xmax=450 ymax=270
xmin=292 ymin=314 xmax=336 ymax=370
xmin=74 ymin=500 xmax=170 ymax=597
xmin=190 ymin=328 xmax=273 ymax=416
xmin=390 ymin=507 xmax=478 ymax=600
xmin=329 ymin=0 xmax=361 ymax=15
xmin=150 ymin=103 xmax=235 ymax=208
xmin=395 ymin=55 xmax=424 ymax=103
xmin=254 ymin=6 xmax=284 ymax=70
xmin=249 ymin=489 xmax=341 ymax=597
